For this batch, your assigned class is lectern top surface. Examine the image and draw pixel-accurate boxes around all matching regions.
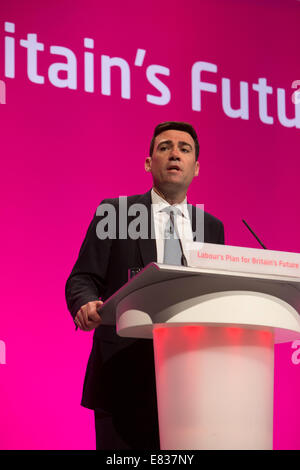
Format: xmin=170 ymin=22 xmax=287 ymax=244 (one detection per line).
xmin=99 ymin=262 xmax=300 ymax=324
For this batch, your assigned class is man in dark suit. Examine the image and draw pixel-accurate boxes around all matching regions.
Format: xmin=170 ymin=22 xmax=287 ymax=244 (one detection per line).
xmin=65 ymin=121 xmax=225 ymax=449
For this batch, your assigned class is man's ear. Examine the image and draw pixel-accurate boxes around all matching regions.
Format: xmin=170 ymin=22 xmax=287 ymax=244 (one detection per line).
xmin=145 ymin=156 xmax=152 ymax=172
xmin=194 ymin=161 xmax=200 ymax=177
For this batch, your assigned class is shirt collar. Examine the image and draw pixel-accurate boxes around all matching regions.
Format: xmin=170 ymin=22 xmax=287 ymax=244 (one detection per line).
xmin=151 ymin=188 xmax=188 ymax=218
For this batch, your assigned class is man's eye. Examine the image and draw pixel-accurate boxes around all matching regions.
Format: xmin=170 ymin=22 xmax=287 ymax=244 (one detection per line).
xmin=181 ymin=147 xmax=190 ymax=153
xmin=159 ymin=146 xmax=168 ymax=151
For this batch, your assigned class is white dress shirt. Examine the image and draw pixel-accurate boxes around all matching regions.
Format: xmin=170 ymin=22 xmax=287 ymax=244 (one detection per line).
xmin=151 ymin=188 xmax=193 ymax=264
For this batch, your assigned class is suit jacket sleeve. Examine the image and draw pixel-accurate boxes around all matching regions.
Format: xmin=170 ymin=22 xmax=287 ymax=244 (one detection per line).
xmin=65 ymin=200 xmax=113 ymax=318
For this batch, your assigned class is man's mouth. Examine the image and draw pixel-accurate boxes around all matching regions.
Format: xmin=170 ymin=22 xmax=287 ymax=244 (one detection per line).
xmin=167 ymin=165 xmax=181 ymax=171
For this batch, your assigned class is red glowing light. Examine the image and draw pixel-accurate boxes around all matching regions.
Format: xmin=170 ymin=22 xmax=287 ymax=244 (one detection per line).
xmin=182 ymin=326 xmax=205 ymax=335
xmin=226 ymin=327 xmax=243 ymax=336
xmin=257 ymin=330 xmax=273 ymax=345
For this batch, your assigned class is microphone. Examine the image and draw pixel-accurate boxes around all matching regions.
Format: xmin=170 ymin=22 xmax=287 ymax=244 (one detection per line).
xmin=242 ymin=219 xmax=267 ymax=249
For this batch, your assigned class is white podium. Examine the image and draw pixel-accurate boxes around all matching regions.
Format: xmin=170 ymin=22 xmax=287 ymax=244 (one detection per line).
xmin=99 ymin=244 xmax=300 ymax=450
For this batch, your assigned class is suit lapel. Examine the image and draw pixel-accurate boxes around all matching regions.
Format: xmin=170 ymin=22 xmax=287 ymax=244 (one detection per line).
xmin=187 ymin=203 xmax=204 ymax=242
xmin=135 ymin=191 xmax=157 ymax=267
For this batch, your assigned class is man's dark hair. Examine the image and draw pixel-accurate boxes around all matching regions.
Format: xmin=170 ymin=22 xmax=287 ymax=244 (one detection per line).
xmin=149 ymin=121 xmax=199 ymax=160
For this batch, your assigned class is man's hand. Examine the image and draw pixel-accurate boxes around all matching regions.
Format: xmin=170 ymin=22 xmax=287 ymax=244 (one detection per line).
xmin=75 ymin=300 xmax=103 ymax=331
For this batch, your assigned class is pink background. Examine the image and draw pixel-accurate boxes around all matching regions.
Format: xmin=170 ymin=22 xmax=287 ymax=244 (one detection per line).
xmin=1 ymin=0 xmax=300 ymax=449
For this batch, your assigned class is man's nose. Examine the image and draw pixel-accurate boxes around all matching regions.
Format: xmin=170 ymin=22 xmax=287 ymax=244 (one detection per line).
xmin=169 ymin=146 xmax=181 ymax=159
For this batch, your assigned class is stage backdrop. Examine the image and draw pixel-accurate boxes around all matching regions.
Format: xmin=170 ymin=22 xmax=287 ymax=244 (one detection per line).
xmin=1 ymin=0 xmax=300 ymax=450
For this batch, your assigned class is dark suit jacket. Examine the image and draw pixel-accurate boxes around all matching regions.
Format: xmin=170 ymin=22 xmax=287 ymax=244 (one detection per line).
xmin=65 ymin=190 xmax=224 ymax=443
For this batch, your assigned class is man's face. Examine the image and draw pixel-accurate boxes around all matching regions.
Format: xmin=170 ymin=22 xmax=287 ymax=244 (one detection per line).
xmin=145 ymin=129 xmax=199 ymax=194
